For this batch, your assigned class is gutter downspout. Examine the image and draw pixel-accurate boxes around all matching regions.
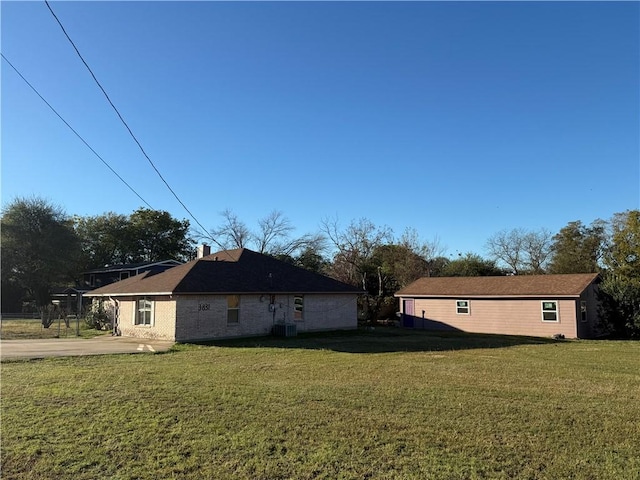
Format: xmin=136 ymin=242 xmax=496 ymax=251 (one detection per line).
xmin=109 ymin=296 xmax=120 ymax=336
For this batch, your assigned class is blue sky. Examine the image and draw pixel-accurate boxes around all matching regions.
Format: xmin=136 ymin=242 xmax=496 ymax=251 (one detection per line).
xmin=2 ymin=1 xmax=638 ymax=258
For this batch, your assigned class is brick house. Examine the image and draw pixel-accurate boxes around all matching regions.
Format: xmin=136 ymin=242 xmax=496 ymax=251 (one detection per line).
xmin=395 ymin=273 xmax=601 ymax=339
xmin=85 ymin=248 xmax=361 ymax=341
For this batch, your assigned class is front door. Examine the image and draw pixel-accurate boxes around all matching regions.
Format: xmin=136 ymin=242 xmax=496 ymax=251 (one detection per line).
xmin=402 ymin=299 xmax=415 ymax=328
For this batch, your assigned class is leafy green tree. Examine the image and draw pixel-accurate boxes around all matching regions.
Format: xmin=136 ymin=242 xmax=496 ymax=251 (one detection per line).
xmin=295 ymin=247 xmax=329 ymax=274
xmin=1 ymin=197 xmax=81 ymax=309
xmin=599 ymin=210 xmax=640 ymax=337
xmin=74 ymin=212 xmax=133 ymax=268
xmin=426 ymin=256 xmax=450 ymax=277
xmin=439 ymin=253 xmax=504 ymax=277
xmin=128 ymin=208 xmax=194 ymax=263
xmin=548 ymin=220 xmax=606 ymax=274
xmin=372 ymin=244 xmax=429 ymax=295
xmin=606 ymin=210 xmax=640 ymax=278
xmin=75 ymin=208 xmax=194 ymax=268
xmin=598 ymin=275 xmax=640 ymax=338
xmin=321 ymin=219 xmax=443 ymax=320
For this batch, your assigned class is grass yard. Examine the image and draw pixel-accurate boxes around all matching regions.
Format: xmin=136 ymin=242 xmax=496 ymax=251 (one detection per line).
xmin=2 ymin=328 xmax=639 ymax=479
xmin=0 ymin=318 xmax=107 ymax=340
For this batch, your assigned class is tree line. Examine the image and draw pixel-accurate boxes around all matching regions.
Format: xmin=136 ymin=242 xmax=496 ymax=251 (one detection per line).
xmin=1 ymin=196 xmax=638 ymax=337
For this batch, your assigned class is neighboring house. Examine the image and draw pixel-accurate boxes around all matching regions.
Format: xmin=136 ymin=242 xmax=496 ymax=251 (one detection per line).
xmin=395 ymin=273 xmax=601 ymax=339
xmin=49 ymin=260 xmax=183 ymax=314
xmin=85 ymin=248 xmax=361 ymax=342
xmin=82 ymin=260 xmax=183 ymax=290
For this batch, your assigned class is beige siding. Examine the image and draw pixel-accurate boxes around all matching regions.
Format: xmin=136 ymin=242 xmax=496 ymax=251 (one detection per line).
xmin=174 ymin=293 xmax=358 ymax=342
xmin=402 ymin=297 xmax=579 ymax=338
xmin=115 ymin=296 xmax=177 ymax=340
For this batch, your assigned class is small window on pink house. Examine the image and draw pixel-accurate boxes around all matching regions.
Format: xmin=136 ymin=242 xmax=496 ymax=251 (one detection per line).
xmin=541 ymin=301 xmax=559 ymax=322
xmin=456 ymin=300 xmax=470 ymax=315
xmin=580 ymin=301 xmax=588 ymax=322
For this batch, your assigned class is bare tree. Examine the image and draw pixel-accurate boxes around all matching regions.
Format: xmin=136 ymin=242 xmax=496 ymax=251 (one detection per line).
xmin=275 ymin=232 xmax=327 ymax=258
xmin=320 ymin=216 xmax=393 ymax=290
xmin=523 ymin=229 xmax=553 ymax=273
xmin=210 ymin=209 xmax=251 ymax=249
xmin=399 ymin=227 xmax=445 ymax=273
xmin=486 ymin=228 xmax=526 ymax=274
xmin=486 ymin=227 xmax=553 ymax=274
xmin=207 ymin=209 xmax=326 ymax=259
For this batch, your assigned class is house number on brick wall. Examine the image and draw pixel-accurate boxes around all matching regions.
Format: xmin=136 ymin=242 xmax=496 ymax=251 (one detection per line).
xmin=198 ymin=303 xmax=210 ymax=311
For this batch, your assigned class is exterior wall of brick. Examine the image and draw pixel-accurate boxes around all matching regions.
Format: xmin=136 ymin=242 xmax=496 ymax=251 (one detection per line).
xmin=400 ymin=297 xmax=580 ymax=338
xmin=283 ymin=294 xmax=358 ymax=333
xmin=115 ymin=296 xmax=177 ymax=340
xmin=173 ymin=293 xmax=358 ymax=341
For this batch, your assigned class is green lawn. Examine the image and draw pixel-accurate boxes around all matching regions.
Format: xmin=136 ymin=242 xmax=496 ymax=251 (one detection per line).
xmin=2 ymin=328 xmax=639 ymax=479
xmin=0 ymin=318 xmax=107 ymax=339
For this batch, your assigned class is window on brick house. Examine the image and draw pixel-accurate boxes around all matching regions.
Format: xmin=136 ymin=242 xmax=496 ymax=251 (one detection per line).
xmin=135 ymin=297 xmax=153 ymax=325
xmin=294 ymin=296 xmax=304 ymax=321
xmin=227 ymin=295 xmax=239 ymax=324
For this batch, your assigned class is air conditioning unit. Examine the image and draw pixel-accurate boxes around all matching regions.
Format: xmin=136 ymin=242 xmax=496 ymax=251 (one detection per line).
xmin=273 ymin=323 xmax=297 ymax=337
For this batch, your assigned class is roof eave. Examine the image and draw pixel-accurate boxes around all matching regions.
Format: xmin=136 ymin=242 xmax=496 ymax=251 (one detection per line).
xmin=84 ymin=291 xmax=173 ymax=297
xmin=395 ymin=293 xmax=583 ymax=299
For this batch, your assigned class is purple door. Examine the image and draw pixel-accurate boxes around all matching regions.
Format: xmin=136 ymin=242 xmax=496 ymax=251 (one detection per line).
xmin=402 ymin=299 xmax=415 ymax=328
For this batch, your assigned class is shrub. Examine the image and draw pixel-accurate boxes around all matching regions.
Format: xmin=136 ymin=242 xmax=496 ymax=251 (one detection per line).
xmin=85 ymin=303 xmax=114 ymax=331
xmin=598 ymin=274 xmax=640 ymax=338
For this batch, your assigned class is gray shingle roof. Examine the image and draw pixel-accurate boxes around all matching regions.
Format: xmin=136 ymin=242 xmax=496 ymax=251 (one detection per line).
xmin=86 ymin=248 xmax=362 ymax=296
xmin=395 ymin=273 xmax=600 ymax=298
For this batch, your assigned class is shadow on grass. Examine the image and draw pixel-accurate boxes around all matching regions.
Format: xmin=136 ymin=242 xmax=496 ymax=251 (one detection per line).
xmin=187 ymin=326 xmax=561 ymax=354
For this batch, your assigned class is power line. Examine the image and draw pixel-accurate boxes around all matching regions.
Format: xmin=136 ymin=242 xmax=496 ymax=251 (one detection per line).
xmin=44 ymin=0 xmax=213 ymax=240
xmin=1 ymin=53 xmax=154 ymax=210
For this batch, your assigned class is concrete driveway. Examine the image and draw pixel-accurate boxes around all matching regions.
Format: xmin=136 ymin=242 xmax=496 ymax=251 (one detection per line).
xmin=0 ymin=336 xmax=175 ymax=360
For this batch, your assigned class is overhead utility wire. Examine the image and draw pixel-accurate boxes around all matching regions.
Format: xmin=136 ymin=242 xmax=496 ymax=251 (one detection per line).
xmin=1 ymin=53 xmax=153 ymax=210
xmin=44 ymin=0 xmax=214 ymax=241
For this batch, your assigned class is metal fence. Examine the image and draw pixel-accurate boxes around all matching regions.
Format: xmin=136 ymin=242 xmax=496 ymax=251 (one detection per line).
xmin=0 ymin=313 xmax=41 ymax=320
xmin=0 ymin=313 xmax=84 ymax=337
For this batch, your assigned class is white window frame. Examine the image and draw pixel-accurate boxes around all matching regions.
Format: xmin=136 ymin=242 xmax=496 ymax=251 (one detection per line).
xmin=135 ymin=296 xmax=154 ymax=326
xmin=580 ymin=301 xmax=588 ymax=322
xmin=227 ymin=295 xmax=240 ymax=324
xmin=294 ymin=295 xmax=304 ymax=321
xmin=541 ymin=301 xmax=559 ymax=322
xmin=456 ymin=300 xmax=470 ymax=315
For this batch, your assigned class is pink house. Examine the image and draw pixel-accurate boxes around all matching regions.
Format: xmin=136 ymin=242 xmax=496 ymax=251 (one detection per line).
xmin=395 ymin=273 xmax=601 ymax=339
